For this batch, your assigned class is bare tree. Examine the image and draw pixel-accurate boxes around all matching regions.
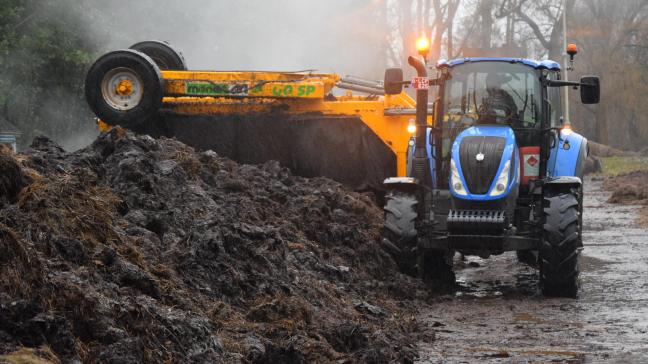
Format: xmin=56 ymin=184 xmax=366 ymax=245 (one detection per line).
xmin=387 ymin=0 xmax=463 ymax=69
xmin=570 ymin=0 xmax=648 ymax=146
xmin=516 ymin=0 xmax=569 ymax=58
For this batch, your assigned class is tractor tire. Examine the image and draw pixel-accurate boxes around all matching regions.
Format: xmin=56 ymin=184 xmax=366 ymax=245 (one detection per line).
xmin=85 ymin=49 xmax=164 ymax=128
xmin=130 ymin=41 xmax=187 ymax=70
xmin=382 ymin=189 xmax=418 ymax=276
xmin=539 ymin=187 xmax=582 ymax=297
xmin=418 ymin=250 xmax=455 ymax=291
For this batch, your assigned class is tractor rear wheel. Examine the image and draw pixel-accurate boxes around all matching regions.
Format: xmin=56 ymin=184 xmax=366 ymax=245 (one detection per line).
xmin=382 ymin=189 xmax=419 ymax=276
xmin=130 ymin=41 xmax=187 ymax=70
xmin=85 ymin=49 xmax=164 ymax=128
xmin=418 ymin=250 xmax=455 ymax=291
xmin=539 ymin=187 xmax=582 ymax=297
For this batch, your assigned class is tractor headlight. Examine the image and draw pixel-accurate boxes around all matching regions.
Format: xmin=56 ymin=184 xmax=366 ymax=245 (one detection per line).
xmin=450 ymin=159 xmax=467 ymax=196
xmin=489 ymin=160 xmax=511 ymax=197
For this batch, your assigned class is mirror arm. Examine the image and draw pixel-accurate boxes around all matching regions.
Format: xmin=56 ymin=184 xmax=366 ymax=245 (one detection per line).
xmin=545 ymin=80 xmax=582 ymax=88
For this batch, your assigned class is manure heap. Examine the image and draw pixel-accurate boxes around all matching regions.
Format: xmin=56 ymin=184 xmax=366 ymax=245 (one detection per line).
xmin=0 ymin=129 xmax=422 ymax=363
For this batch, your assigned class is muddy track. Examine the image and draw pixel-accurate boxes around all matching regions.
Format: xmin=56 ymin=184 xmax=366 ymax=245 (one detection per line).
xmin=416 ymin=177 xmax=648 ymax=363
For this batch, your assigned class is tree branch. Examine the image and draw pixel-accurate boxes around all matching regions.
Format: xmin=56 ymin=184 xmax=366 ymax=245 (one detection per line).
xmin=514 ymin=0 xmax=551 ymax=50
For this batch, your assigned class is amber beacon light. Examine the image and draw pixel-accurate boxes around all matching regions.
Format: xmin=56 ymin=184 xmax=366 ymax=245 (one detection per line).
xmin=416 ymin=36 xmax=430 ymax=59
xmin=567 ymin=43 xmax=578 ymax=61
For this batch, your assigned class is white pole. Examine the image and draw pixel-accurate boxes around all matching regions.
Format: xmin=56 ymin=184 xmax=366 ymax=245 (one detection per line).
xmin=562 ymin=0 xmax=570 ymax=123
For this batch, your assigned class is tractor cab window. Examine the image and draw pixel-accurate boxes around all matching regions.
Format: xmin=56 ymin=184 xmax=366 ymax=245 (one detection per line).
xmin=442 ymin=62 xmax=541 ymax=129
xmin=546 ymin=71 xmax=564 ymax=127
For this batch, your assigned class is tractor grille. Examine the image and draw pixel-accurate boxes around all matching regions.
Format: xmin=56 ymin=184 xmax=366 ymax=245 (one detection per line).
xmin=447 ymin=209 xmax=508 ymax=233
xmin=459 ymin=136 xmax=506 ymax=195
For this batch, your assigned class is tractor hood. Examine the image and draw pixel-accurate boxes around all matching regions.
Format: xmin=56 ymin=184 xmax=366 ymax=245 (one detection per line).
xmin=450 ymin=125 xmax=519 ymax=200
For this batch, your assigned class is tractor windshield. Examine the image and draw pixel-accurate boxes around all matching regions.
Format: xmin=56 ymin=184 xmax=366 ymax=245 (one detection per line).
xmin=443 ymin=62 xmax=541 ymax=129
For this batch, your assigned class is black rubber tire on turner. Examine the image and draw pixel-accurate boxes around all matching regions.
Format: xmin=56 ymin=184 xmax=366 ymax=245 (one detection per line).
xmin=85 ymin=49 xmax=164 ymax=128
xmin=130 ymin=40 xmax=187 ymax=70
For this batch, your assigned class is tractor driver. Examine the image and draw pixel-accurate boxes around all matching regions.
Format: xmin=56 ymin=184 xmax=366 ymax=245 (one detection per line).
xmin=477 ymin=72 xmax=518 ymax=125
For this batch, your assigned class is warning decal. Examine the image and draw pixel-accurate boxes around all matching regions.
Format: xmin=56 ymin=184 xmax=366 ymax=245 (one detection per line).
xmin=523 ymin=154 xmax=540 ymax=177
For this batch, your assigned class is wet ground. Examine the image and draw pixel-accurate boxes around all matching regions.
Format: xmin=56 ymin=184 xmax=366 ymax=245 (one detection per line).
xmin=417 ymin=177 xmax=648 ymax=363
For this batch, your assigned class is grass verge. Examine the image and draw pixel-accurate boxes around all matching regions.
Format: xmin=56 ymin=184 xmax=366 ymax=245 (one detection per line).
xmin=600 ymin=156 xmax=648 ymax=176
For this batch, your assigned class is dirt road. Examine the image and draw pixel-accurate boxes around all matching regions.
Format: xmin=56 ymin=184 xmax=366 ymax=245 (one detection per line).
xmin=416 ymin=177 xmax=648 ymax=363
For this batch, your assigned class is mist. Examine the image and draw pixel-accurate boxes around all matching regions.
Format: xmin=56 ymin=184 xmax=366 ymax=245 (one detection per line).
xmin=0 ymin=1 xmax=393 ymax=152
xmin=82 ymin=0 xmax=389 ymax=78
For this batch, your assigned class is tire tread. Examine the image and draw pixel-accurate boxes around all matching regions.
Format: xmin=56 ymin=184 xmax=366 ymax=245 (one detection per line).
xmin=539 ymin=188 xmax=582 ymax=297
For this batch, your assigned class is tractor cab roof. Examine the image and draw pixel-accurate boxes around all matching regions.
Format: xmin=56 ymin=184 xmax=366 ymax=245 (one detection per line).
xmin=437 ymin=57 xmax=561 ymax=71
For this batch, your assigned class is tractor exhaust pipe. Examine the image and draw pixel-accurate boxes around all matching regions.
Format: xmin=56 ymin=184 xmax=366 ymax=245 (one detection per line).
xmin=407 ymin=56 xmax=430 ymax=185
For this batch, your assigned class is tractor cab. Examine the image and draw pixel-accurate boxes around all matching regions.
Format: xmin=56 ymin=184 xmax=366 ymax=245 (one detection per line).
xmin=432 ymin=58 xmax=596 ymax=209
xmin=438 ymin=59 xmax=549 ymax=146
xmin=435 ymin=59 xmax=564 ymax=211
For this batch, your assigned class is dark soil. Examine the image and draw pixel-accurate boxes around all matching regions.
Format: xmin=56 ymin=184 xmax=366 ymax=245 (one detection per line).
xmin=0 ymin=129 xmax=423 ymax=363
xmin=0 ymin=149 xmax=24 ymax=205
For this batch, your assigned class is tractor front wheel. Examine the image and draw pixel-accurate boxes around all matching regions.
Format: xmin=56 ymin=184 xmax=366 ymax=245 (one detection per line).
xmin=539 ymin=187 xmax=582 ymax=297
xmin=382 ymin=189 xmax=419 ymax=276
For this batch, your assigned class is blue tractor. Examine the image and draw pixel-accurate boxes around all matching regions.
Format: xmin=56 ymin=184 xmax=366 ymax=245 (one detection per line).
xmin=381 ymin=49 xmax=600 ymax=297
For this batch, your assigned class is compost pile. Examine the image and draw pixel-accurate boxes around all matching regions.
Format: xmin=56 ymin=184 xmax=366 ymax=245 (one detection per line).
xmin=604 ymin=170 xmax=648 ymax=225
xmin=0 ymin=130 xmax=424 ymax=363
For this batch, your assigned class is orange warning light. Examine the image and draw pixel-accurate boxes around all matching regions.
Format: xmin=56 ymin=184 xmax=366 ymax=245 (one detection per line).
xmin=416 ymin=36 xmax=430 ymax=58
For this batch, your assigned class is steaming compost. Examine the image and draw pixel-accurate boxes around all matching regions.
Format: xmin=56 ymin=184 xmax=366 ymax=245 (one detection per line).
xmin=0 ymin=130 xmax=422 ymax=363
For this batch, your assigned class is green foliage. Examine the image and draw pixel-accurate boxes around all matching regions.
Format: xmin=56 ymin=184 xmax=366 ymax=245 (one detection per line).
xmin=0 ymin=0 xmax=99 ymax=150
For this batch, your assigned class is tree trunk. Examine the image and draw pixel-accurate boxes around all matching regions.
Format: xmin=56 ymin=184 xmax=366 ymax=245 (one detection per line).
xmin=479 ymin=0 xmax=494 ymax=48
xmin=400 ymin=0 xmax=414 ymax=73
xmin=447 ymin=18 xmax=454 ymax=58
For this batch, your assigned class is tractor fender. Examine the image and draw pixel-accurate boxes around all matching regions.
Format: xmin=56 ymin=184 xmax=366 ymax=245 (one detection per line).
xmin=548 ymin=131 xmax=588 ymax=179
xmin=574 ymin=137 xmax=589 ymax=179
xmin=383 ymin=177 xmax=418 ymax=185
xmin=545 ymin=176 xmax=582 ymax=189
xmin=545 ymin=176 xmax=583 ymax=186
xmin=384 ymin=177 xmax=418 ymax=189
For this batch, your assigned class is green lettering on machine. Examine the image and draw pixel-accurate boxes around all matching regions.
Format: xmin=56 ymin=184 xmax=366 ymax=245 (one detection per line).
xmin=186 ymin=82 xmax=249 ymax=96
xmin=271 ymin=85 xmax=317 ymax=97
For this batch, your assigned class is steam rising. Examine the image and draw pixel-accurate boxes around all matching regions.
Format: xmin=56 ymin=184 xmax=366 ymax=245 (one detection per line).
xmin=11 ymin=0 xmax=390 ymax=151
xmin=85 ymin=0 xmax=388 ymax=77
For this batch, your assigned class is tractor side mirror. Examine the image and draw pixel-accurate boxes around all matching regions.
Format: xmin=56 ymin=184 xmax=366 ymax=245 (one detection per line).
xmin=384 ymin=68 xmax=404 ymax=95
xmin=580 ymin=76 xmax=600 ymax=104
